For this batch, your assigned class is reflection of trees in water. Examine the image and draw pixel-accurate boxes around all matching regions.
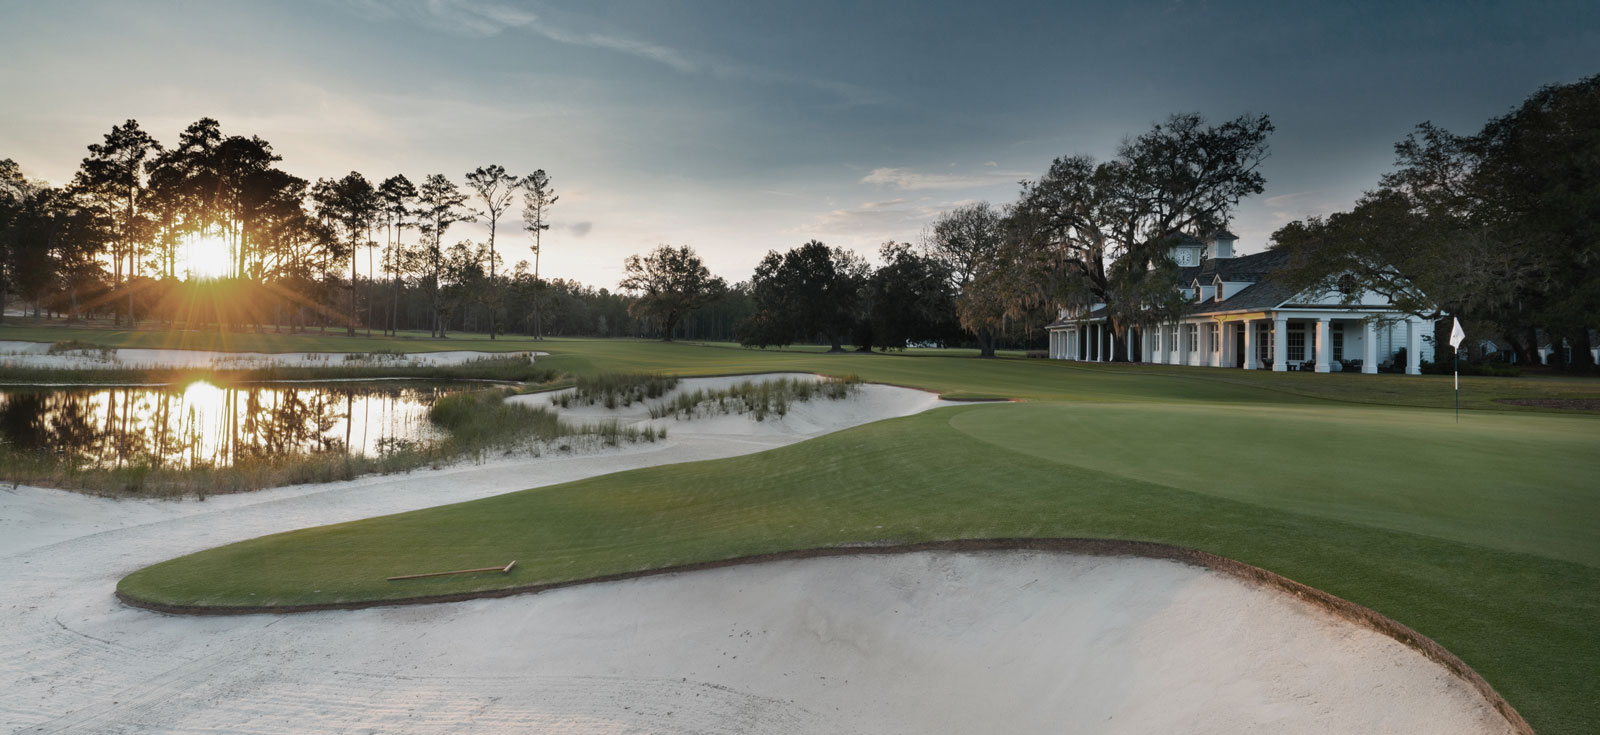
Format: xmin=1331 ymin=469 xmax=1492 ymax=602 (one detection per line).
xmin=236 ymin=387 xmax=348 ymax=461
xmin=0 ymin=384 xmax=445 ymax=470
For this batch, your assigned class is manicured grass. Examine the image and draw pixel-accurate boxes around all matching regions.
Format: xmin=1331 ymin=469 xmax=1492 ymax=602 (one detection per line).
xmin=108 ymin=337 xmax=1600 ymax=730
xmin=119 ymin=402 xmax=1598 ymax=732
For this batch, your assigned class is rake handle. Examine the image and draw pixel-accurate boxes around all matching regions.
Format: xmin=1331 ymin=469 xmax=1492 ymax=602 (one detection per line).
xmin=386 ymin=560 xmax=516 ymax=581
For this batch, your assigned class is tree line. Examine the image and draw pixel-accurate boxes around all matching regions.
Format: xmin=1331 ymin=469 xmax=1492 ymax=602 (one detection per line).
xmin=630 ymin=76 xmax=1593 ymax=365
xmin=614 ymin=111 xmax=1274 ymax=356
xmin=0 ymin=118 xmax=576 ymax=339
xmin=1271 ymin=75 xmax=1598 ymax=371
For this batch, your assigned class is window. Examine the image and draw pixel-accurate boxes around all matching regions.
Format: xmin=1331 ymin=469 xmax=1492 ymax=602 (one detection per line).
xmin=1287 ymin=325 xmax=1306 ymax=362
xmin=1209 ymin=323 xmax=1219 ymax=352
xmin=1187 ymin=324 xmax=1199 ymax=352
xmin=1256 ymin=322 xmax=1274 ymax=360
xmin=1333 ymin=325 xmax=1345 ymax=361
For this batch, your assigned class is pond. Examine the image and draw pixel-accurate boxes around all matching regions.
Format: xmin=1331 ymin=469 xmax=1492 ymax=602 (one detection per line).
xmin=0 ymin=381 xmax=466 ymax=470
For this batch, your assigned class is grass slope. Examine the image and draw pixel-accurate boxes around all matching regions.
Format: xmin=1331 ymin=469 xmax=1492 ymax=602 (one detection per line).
xmin=41 ymin=333 xmax=1592 ymax=731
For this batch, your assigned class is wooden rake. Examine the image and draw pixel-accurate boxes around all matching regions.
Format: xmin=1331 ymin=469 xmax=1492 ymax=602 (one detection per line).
xmin=386 ymin=560 xmax=516 ymax=582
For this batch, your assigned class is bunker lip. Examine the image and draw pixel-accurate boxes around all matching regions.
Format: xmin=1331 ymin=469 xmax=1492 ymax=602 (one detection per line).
xmin=116 ymin=536 xmax=1531 ymax=735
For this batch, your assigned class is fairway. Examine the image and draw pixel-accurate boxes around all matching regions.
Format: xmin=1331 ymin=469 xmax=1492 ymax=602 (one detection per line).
xmin=102 ymin=337 xmax=1600 ymax=733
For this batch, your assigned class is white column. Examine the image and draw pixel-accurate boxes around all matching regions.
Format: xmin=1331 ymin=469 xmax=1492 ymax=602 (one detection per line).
xmin=1314 ymin=317 xmax=1331 ymax=373
xmin=1406 ymin=319 xmax=1422 ymax=375
xmin=1362 ymin=321 xmax=1377 ymax=373
xmin=1177 ymin=322 xmax=1189 ymax=366
xmin=1215 ymin=322 xmax=1228 ymax=368
xmin=1273 ymin=316 xmax=1288 ymax=372
xmin=1203 ymin=321 xmax=1216 ymax=368
xmin=1127 ymin=329 xmax=1136 ymax=363
xmin=1243 ymin=319 xmax=1255 ymax=370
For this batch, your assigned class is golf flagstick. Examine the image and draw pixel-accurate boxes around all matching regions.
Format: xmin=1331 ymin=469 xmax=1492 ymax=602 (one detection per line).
xmin=1449 ymin=317 xmax=1466 ymax=423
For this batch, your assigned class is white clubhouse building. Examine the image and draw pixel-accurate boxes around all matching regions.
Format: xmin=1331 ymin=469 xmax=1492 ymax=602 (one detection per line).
xmin=1046 ymin=231 xmax=1435 ymax=374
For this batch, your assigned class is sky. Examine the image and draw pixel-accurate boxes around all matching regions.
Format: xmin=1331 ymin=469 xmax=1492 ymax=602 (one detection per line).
xmin=1 ymin=0 xmax=1595 ymax=287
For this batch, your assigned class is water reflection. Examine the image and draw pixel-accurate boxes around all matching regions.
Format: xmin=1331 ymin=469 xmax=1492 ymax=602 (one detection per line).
xmin=0 ymin=381 xmax=458 ymax=469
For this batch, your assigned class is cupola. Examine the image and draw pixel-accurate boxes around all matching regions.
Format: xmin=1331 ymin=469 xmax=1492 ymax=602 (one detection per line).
xmin=1206 ymin=229 xmax=1238 ymax=260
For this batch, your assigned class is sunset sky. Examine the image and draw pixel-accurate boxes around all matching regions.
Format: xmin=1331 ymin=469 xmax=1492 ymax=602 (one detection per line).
xmin=2 ymin=0 xmax=1594 ymax=287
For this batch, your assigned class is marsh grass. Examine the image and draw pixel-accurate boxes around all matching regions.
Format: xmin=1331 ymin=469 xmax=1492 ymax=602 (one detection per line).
xmin=45 ymin=340 xmax=116 ymax=359
xmin=647 ymin=375 xmax=861 ymax=421
xmin=436 ymin=389 xmax=661 ymax=460
xmin=554 ymin=372 xmax=679 ymax=409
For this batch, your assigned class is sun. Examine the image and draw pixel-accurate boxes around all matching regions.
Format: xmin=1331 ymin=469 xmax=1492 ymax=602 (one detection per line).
xmin=180 ymin=234 xmax=234 ymax=280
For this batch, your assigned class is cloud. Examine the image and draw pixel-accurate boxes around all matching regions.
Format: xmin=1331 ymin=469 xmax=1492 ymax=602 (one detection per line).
xmin=860 ymin=166 xmax=1026 ymax=191
xmin=790 ymin=199 xmax=939 ymax=240
xmin=529 ymin=23 xmax=699 ymax=74
xmin=1264 ymin=191 xmax=1317 ymax=208
xmin=569 ymin=221 xmax=593 ymax=237
xmin=342 ymin=0 xmax=536 ymax=36
xmin=351 ymin=0 xmax=881 ymax=104
xmin=1262 ymin=190 xmax=1340 ymax=223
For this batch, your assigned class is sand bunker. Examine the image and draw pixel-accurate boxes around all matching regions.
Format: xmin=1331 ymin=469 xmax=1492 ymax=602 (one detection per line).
xmin=2 ymin=548 xmax=1513 ymax=734
xmin=0 ymin=340 xmax=545 ymax=371
xmin=0 ymin=375 xmax=1517 ymax=733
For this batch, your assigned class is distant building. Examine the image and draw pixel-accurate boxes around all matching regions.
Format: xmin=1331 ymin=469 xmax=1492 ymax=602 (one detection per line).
xmin=1046 ymin=231 xmax=1435 ymax=374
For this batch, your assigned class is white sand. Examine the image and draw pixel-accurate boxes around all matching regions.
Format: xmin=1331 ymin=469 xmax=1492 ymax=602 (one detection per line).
xmin=0 ymin=340 xmax=545 ymax=371
xmin=0 ymin=376 xmax=1516 ymax=733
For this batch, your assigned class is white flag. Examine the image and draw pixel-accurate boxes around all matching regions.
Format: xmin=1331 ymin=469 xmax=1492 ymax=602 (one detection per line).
xmin=1449 ymin=317 xmax=1466 ymax=349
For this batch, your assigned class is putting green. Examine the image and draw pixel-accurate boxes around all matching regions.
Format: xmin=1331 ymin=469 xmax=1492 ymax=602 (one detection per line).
xmin=950 ymin=401 xmax=1600 ymax=567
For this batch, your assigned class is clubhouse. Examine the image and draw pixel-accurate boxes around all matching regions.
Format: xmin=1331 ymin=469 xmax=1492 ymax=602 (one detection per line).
xmin=1046 ymin=231 xmax=1436 ymax=374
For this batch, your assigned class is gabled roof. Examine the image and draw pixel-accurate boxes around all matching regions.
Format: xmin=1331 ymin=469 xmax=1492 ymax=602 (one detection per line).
xmin=1181 ymin=248 xmax=1288 ymax=280
xmin=1047 ymin=248 xmax=1371 ymax=326
xmin=1188 ymin=278 xmax=1298 ymax=315
xmin=1208 ymin=228 xmax=1239 ymax=241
